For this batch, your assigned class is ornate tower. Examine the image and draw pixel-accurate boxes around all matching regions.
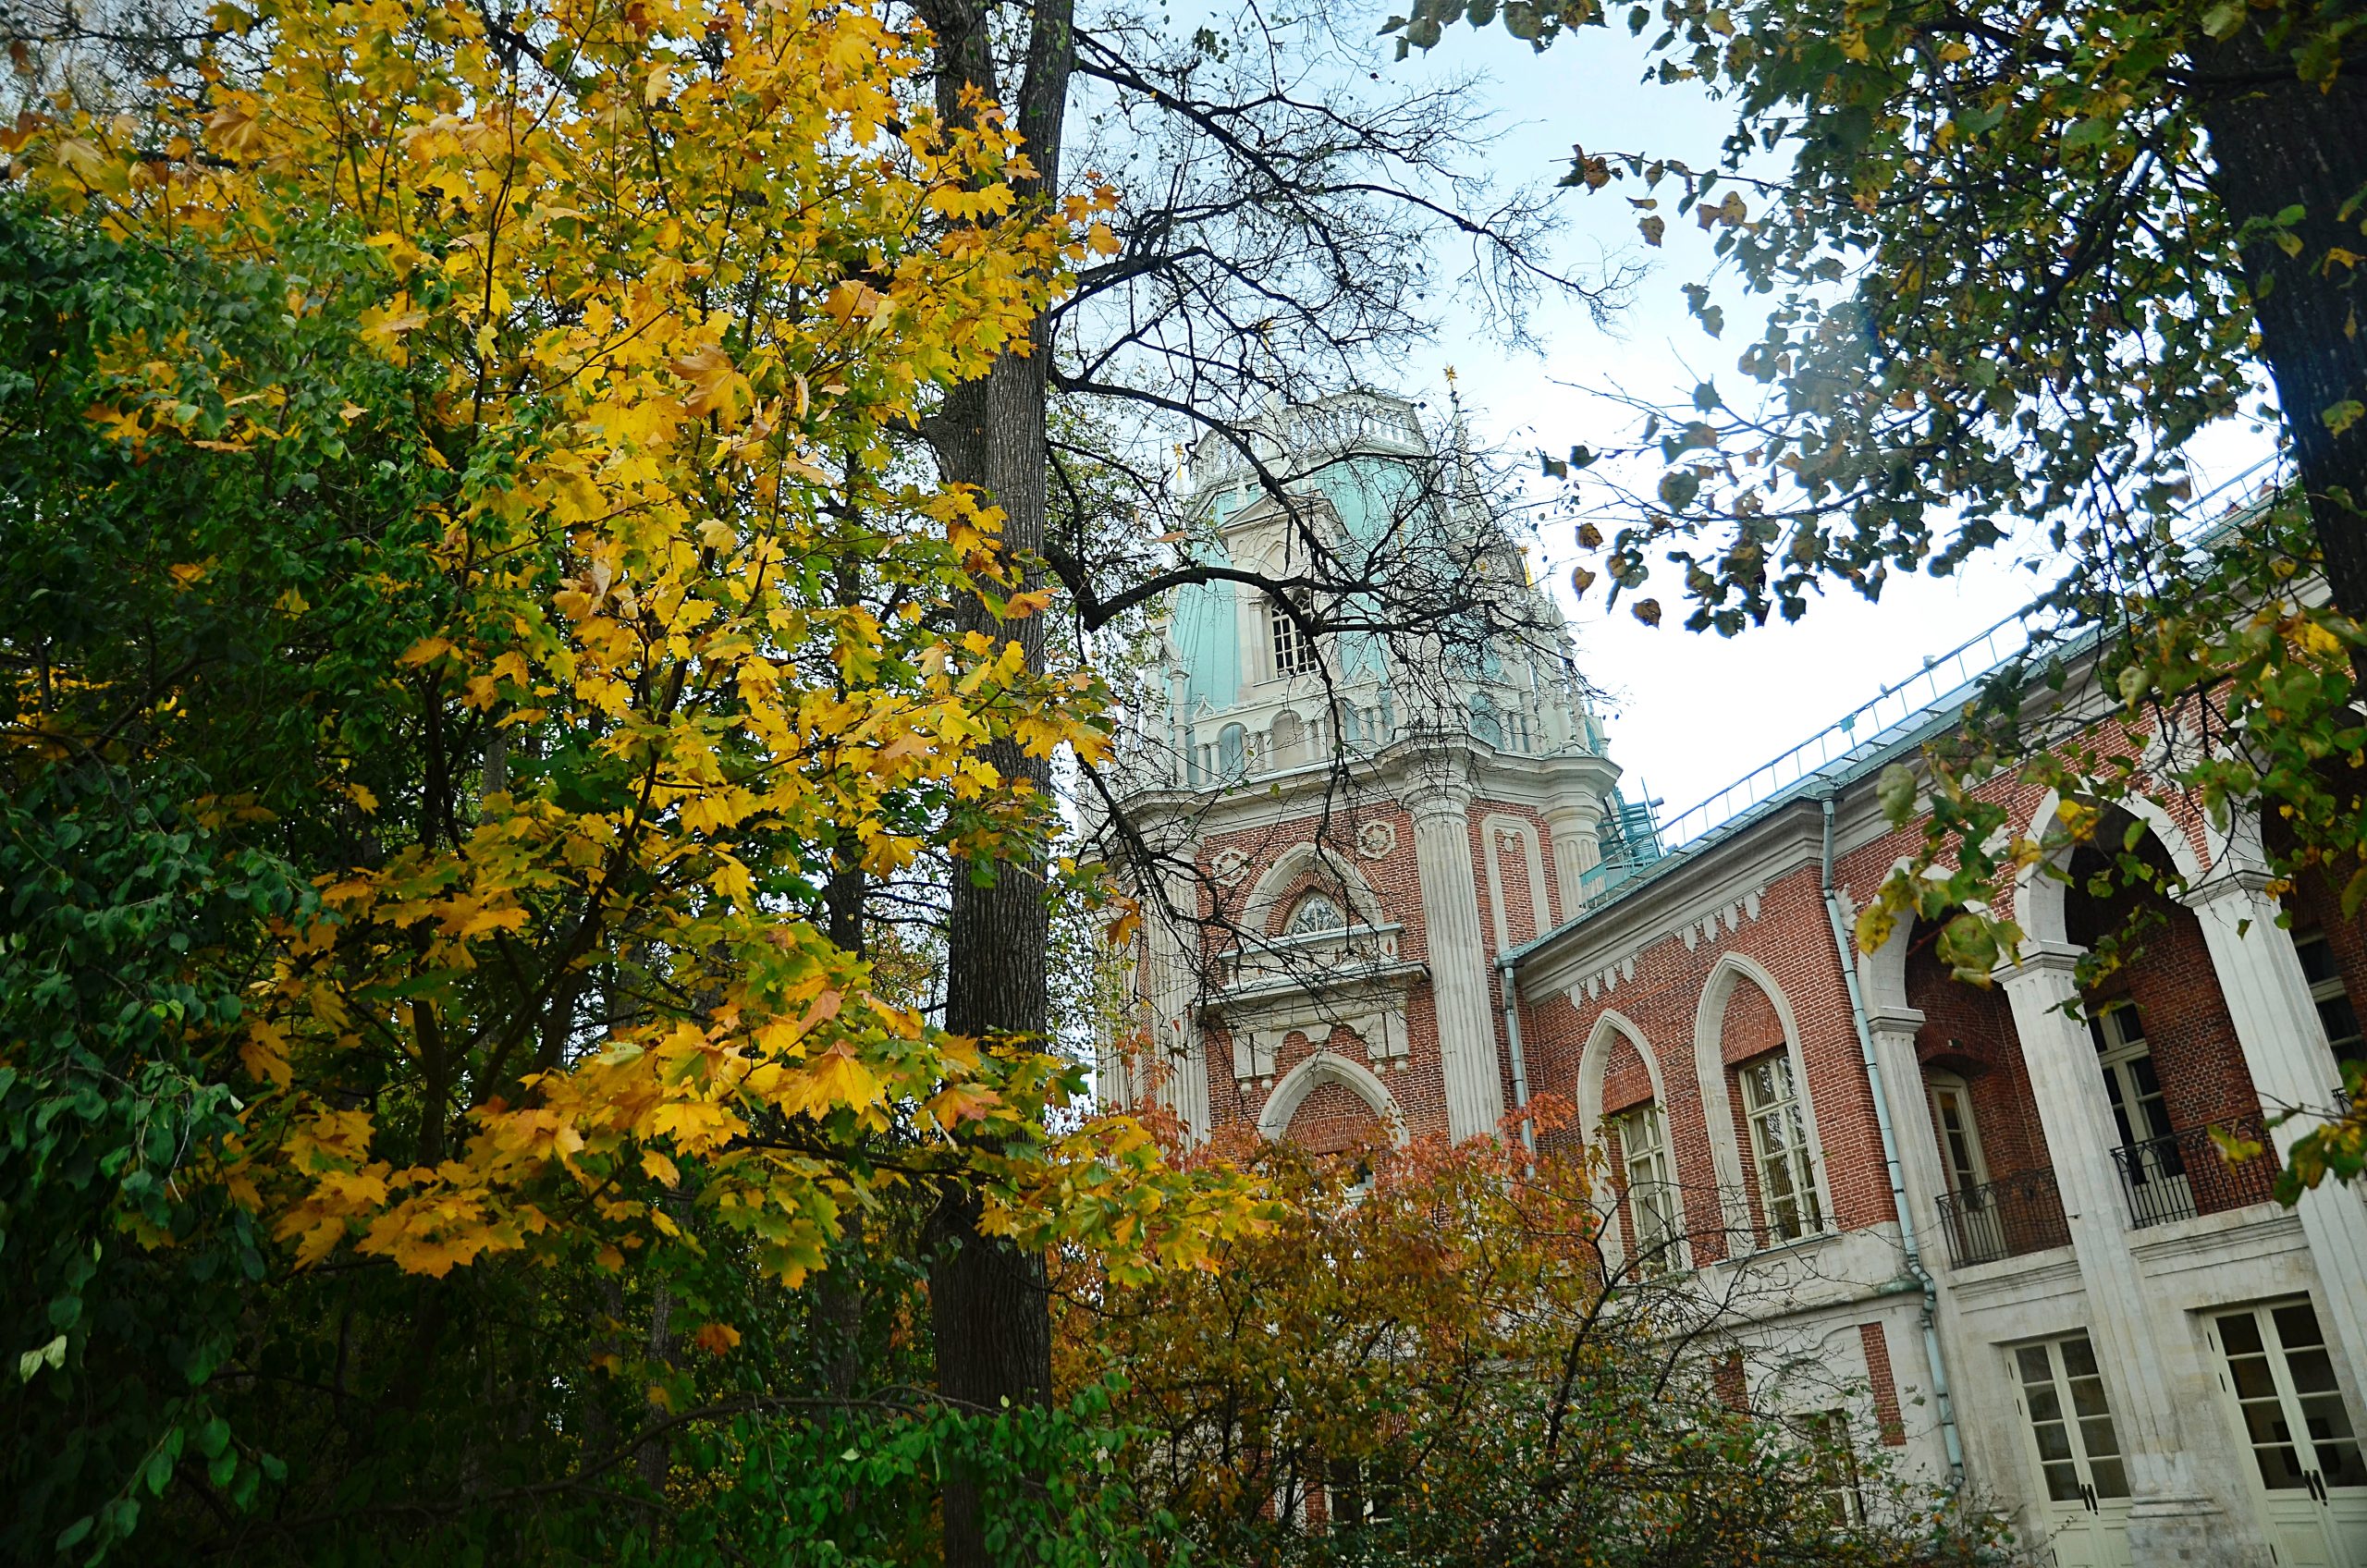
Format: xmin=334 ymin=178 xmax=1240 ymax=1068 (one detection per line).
xmin=1104 ymin=392 xmax=1654 ymax=1149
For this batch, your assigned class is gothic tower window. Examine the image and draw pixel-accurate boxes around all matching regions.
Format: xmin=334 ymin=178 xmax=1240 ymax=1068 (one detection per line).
xmin=1269 ymin=594 xmax=1318 ymax=678
xmin=1469 ymin=692 xmax=1503 ymax=748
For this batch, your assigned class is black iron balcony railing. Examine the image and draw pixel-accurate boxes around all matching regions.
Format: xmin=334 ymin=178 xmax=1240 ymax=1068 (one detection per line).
xmin=2113 ymin=1113 xmax=2277 ymax=1229
xmin=1933 ymin=1167 xmax=2071 ymax=1268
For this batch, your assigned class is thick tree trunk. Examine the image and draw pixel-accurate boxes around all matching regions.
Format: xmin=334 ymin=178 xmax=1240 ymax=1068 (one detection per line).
xmin=2195 ymin=30 xmax=2367 ymax=657
xmin=912 ymin=0 xmax=1075 ymax=1560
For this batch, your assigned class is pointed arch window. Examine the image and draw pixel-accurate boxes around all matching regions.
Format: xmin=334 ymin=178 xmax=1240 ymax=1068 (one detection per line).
xmin=1287 ymin=892 xmax=1348 ymax=935
xmin=1739 ymin=1052 xmax=1824 ymax=1242
xmin=1469 ymin=692 xmax=1503 ymax=748
xmin=1616 ymin=1102 xmax=1680 ymax=1270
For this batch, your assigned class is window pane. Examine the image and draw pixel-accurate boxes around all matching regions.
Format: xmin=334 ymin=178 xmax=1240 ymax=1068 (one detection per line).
xmin=2298 ymin=933 xmax=2339 ymax=986
xmin=2220 ymin=1312 xmax=2267 ymax=1356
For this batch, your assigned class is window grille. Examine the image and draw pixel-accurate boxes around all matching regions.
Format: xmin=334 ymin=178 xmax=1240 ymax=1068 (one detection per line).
xmin=1288 ymin=893 xmax=1347 ymax=935
xmin=1270 ymin=601 xmax=1317 ymax=677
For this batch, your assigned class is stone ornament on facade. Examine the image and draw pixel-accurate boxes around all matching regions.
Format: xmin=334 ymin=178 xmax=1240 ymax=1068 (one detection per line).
xmin=1355 ymin=818 xmax=1397 ymax=861
xmin=1208 ymin=846 xmax=1251 ymax=888
xmin=1227 ymin=1000 xmax=1412 ymax=1089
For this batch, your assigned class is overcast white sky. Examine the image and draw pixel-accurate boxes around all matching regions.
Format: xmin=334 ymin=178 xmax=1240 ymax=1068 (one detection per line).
xmin=1360 ymin=25 xmax=2270 ymax=822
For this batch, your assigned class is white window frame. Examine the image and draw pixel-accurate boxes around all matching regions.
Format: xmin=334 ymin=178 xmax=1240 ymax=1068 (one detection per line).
xmin=2294 ymin=928 xmax=2365 ymax=1069
xmin=1286 ymin=891 xmax=1347 ymax=936
xmin=1616 ymin=1102 xmax=1682 ymax=1269
xmin=2090 ymin=1000 xmax=2176 ymax=1147
xmin=1269 ymin=597 xmax=1317 ymax=680
xmin=1739 ymin=1051 xmax=1825 ymax=1243
xmin=1789 ymin=1410 xmax=1866 ymax=1525
xmin=1928 ymin=1072 xmax=1991 ymax=1200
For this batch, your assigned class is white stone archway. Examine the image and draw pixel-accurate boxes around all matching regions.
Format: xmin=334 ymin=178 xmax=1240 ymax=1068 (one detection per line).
xmin=1576 ymin=1009 xmax=1670 ymax=1138
xmin=1237 ymin=840 xmax=1390 ymax=937
xmin=1693 ymin=951 xmax=1836 ymax=1244
xmin=2011 ymin=788 xmax=2207 ymax=948
xmin=1256 ymin=1048 xmax=1404 ymax=1145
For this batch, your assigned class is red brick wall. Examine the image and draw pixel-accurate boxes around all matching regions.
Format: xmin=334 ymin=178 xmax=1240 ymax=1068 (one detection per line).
xmin=1858 ymin=1322 xmax=1906 ymax=1446
xmin=2069 ymin=846 xmax=2259 ymax=1130
xmin=1720 ymin=976 xmax=1787 ymax=1067
xmin=1601 ymin=1034 xmax=1653 ymax=1115
xmin=1285 ymin=1077 xmax=1386 ymax=1154
xmin=2272 ymin=836 xmax=2367 ymax=1072
xmin=1515 ymin=868 xmax=1898 ymax=1264
xmin=1906 ymin=934 xmax=2053 ymax=1182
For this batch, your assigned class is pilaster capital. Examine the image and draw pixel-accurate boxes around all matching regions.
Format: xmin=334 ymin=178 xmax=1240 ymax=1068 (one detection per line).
xmin=1864 ymin=1004 xmax=1927 ymax=1037
xmin=1994 ymin=939 xmax=2086 ymax=987
xmin=1542 ymin=791 xmax=1606 ymax=830
xmin=1403 ymin=767 xmax=1475 ymax=827
xmin=2178 ymin=864 xmax=2280 ymax=912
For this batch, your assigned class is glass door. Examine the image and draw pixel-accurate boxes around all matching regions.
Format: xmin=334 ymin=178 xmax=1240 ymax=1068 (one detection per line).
xmin=2014 ymin=1334 xmax=2135 ymax=1568
xmin=2209 ymin=1301 xmax=2367 ymax=1568
xmin=2091 ymin=1003 xmax=2189 ymax=1222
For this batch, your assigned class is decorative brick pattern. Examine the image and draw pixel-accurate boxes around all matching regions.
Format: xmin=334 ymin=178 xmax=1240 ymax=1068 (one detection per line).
xmin=1285 ymin=1078 xmax=1387 ymax=1154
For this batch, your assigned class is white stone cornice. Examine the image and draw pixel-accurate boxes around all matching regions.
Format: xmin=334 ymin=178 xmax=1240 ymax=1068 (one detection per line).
xmin=1993 ymin=940 xmax=2085 ymax=983
xmin=2177 ymin=865 xmax=2279 ymax=910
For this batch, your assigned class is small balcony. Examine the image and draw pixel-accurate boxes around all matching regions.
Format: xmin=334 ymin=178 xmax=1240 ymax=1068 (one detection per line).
xmin=2113 ymin=1112 xmax=2278 ymax=1230
xmin=1934 ymin=1167 xmax=2071 ymax=1268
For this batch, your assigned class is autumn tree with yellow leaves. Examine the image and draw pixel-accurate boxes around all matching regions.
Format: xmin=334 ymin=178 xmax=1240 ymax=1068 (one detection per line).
xmin=0 ymin=0 xmax=1265 ymax=1559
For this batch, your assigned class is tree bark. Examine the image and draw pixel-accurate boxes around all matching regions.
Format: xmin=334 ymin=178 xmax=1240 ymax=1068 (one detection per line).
xmin=2195 ymin=28 xmax=2367 ymax=659
xmin=911 ymin=0 xmax=1075 ymax=1560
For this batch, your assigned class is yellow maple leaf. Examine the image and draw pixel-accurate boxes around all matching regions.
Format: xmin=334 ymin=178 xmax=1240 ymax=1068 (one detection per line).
xmin=668 ymin=343 xmax=742 ymax=422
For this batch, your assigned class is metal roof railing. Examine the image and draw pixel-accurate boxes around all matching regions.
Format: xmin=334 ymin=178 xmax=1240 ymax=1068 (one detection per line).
xmin=1642 ymin=456 xmax=2285 ymax=857
xmin=1536 ymin=456 xmax=2288 ymax=934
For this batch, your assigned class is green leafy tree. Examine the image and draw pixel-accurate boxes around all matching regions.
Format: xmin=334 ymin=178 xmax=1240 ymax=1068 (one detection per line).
xmin=0 ymin=0 xmax=1256 ymax=1557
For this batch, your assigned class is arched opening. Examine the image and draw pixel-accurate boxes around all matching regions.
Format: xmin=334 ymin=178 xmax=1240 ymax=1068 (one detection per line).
xmin=1904 ymin=925 xmax=2067 ymax=1265
xmin=1469 ymin=692 xmax=1503 ymax=749
xmin=1271 ymin=708 xmax=1306 ymax=766
xmin=1217 ymin=722 xmax=1247 ymax=778
xmin=2064 ymin=822 xmax=2271 ymax=1225
xmin=1258 ymin=1051 xmax=1402 ymax=1149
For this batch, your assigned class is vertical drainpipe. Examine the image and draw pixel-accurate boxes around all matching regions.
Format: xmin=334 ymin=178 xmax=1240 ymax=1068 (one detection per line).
xmin=1497 ymin=952 xmax=1537 ymax=1157
xmin=1821 ymin=792 xmax=1967 ymax=1491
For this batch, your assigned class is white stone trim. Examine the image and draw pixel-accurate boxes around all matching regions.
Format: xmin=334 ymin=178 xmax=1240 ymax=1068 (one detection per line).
xmin=1480 ymin=812 xmax=1551 ymax=951
xmin=1694 ymin=951 xmax=1837 ymax=1249
xmin=1237 ymin=839 xmax=1390 ymax=936
xmin=1256 ymin=1048 xmax=1404 ymax=1144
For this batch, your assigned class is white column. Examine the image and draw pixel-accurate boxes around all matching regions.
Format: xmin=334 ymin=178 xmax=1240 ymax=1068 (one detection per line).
xmin=1543 ymin=792 xmax=1604 ymax=925
xmin=2184 ymin=869 xmax=2367 ymax=1402
xmin=1862 ymin=1004 xmax=1952 ymax=1258
xmin=2000 ymin=947 xmax=2265 ymax=1563
xmin=1410 ymin=775 xmax=1504 ymax=1141
xmin=1143 ymin=851 xmax=1210 ymax=1142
